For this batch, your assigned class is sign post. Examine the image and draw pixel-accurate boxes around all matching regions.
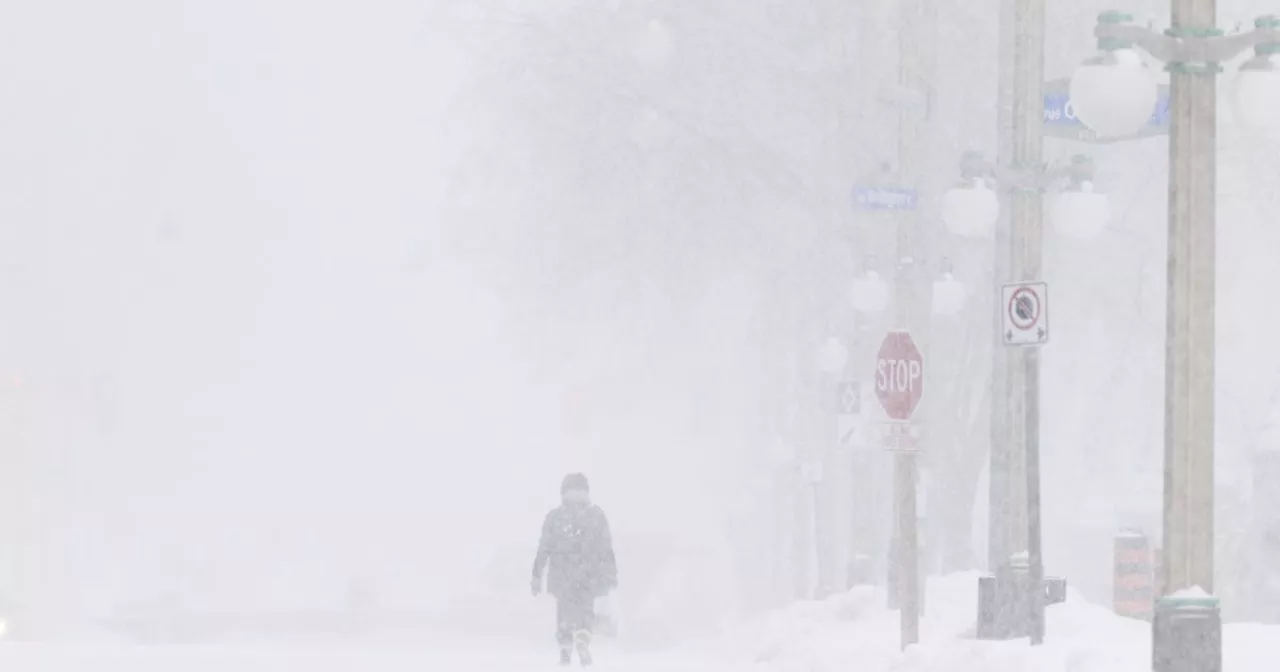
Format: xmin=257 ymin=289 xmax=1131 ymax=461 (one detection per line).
xmin=1000 ymin=281 xmax=1048 ymax=645
xmin=875 ymin=330 xmax=924 ymax=638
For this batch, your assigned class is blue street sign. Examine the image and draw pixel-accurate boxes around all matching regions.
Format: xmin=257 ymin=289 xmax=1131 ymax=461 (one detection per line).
xmin=1042 ymin=77 xmax=1171 ymax=142
xmin=852 ymin=186 xmax=918 ymax=211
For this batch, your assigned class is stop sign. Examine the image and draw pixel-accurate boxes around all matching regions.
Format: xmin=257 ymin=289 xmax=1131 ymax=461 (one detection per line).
xmin=875 ymin=331 xmax=924 ymax=420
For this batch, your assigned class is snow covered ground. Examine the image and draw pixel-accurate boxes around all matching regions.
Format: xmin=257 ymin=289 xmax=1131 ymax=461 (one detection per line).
xmin=0 ymin=636 xmax=740 ymax=672
xmin=2 ymin=574 xmax=1274 ymax=671
xmin=712 ymin=573 xmax=1280 ymax=672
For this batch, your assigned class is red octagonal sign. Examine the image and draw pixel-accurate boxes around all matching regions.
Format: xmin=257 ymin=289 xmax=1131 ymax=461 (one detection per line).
xmin=875 ymin=331 xmax=924 ymax=421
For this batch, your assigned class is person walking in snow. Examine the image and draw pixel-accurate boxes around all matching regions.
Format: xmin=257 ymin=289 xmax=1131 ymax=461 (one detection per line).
xmin=531 ymin=473 xmax=617 ymax=666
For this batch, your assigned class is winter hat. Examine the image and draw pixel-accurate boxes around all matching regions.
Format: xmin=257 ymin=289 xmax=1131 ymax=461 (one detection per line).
xmin=561 ymin=473 xmax=589 ymax=495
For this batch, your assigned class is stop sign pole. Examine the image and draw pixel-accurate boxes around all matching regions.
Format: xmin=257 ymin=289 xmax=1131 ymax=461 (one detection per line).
xmin=875 ymin=329 xmax=924 ymax=648
xmin=873 ymin=0 xmax=929 ymax=649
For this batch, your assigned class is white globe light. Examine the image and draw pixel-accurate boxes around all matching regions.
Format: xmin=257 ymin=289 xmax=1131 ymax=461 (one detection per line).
xmin=1069 ymin=48 xmax=1159 ymax=138
xmin=1235 ymin=54 xmax=1280 ymax=137
xmin=931 ymin=274 xmax=967 ymax=316
xmin=816 ymin=336 xmax=848 ymax=374
xmin=1049 ymin=182 xmax=1110 ymax=240
xmin=942 ymin=178 xmax=999 ymax=238
xmin=851 ymin=271 xmax=891 ymax=313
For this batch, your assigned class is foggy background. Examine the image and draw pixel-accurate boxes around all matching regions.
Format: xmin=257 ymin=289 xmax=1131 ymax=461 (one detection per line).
xmin=0 ymin=0 xmax=1277 ymax=645
xmin=0 ymin=0 xmax=763 ymax=637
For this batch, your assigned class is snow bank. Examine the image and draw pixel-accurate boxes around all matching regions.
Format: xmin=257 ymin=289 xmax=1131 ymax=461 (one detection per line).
xmin=702 ymin=573 xmax=1280 ymax=672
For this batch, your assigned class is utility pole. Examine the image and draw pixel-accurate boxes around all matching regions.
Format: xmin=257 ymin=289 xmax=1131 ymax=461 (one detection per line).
xmin=892 ymin=0 xmax=932 ymax=649
xmin=988 ymin=0 xmax=1017 ymax=575
xmin=1009 ymin=0 xmax=1047 ymax=646
xmin=851 ymin=0 xmax=895 ymax=593
xmin=979 ymin=0 xmax=1049 ymax=645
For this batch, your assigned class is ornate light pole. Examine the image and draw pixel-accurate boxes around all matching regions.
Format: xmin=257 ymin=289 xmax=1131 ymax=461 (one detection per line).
xmin=1070 ymin=9 xmax=1280 ymax=671
xmin=943 ymin=150 xmax=1109 ymax=644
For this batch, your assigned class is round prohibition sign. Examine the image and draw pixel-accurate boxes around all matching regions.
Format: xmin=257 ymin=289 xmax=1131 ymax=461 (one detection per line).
xmin=1008 ymin=286 xmax=1040 ymax=331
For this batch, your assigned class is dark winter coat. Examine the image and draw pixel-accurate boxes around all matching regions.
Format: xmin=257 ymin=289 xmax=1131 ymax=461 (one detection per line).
xmin=532 ymin=502 xmax=617 ymax=598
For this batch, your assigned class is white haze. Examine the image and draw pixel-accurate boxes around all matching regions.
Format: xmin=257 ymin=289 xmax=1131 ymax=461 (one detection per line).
xmin=0 ymin=0 xmax=764 ymax=634
xmin=0 ymin=0 xmax=1278 ymax=646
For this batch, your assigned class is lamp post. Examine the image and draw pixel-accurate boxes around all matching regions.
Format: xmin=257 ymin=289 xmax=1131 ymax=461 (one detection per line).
xmin=890 ymin=0 xmax=933 ymax=648
xmin=943 ymin=151 xmax=1108 ymax=645
xmin=943 ymin=0 xmax=1055 ymax=643
xmin=1070 ymin=9 xmax=1280 ymax=671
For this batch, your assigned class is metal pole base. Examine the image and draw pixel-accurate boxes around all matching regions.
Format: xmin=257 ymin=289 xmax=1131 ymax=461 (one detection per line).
xmin=1152 ymin=596 xmax=1222 ymax=672
xmin=976 ymin=564 xmax=1068 ymax=641
xmin=977 ymin=563 xmax=1031 ymax=640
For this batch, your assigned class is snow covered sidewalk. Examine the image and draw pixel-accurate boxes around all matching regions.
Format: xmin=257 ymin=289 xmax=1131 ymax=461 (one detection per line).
xmin=705 ymin=573 xmax=1279 ymax=672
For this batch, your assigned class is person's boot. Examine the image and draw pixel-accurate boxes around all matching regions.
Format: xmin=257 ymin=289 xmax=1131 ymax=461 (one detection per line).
xmin=558 ymin=646 xmax=572 ymax=666
xmin=573 ymin=630 xmax=592 ymax=666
